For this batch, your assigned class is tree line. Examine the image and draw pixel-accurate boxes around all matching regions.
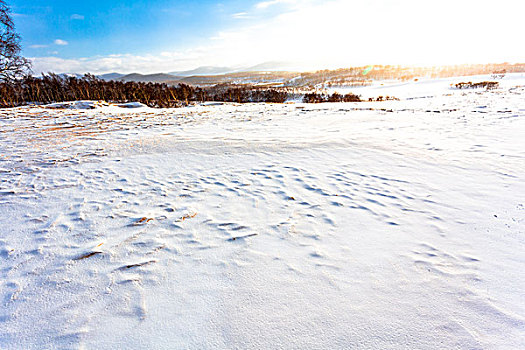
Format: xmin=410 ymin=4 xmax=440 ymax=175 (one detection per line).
xmin=1 ymin=73 xmax=409 ymax=107
xmin=303 ymin=92 xmax=361 ymax=103
xmin=0 ymin=73 xmax=295 ymax=107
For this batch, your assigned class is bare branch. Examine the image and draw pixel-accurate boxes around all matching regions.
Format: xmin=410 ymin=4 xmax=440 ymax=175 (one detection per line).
xmin=0 ymin=0 xmax=31 ymax=82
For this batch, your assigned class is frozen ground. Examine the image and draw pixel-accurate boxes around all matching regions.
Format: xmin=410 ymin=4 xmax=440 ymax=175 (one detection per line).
xmin=1 ymin=75 xmax=524 ymax=349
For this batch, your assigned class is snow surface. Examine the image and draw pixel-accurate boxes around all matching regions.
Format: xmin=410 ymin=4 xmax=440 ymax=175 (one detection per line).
xmin=1 ymin=76 xmax=524 ymax=349
xmin=327 ymin=73 xmax=525 ymax=100
xmin=43 ymin=100 xmax=150 ymax=110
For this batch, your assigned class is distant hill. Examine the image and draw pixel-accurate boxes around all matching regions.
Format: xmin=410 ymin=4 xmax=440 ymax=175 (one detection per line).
xmin=61 ymin=62 xmax=525 ymax=88
xmin=64 ymin=62 xmax=301 ymax=84
xmin=99 ymin=72 xmax=126 ymax=81
xmin=167 ymin=71 xmax=299 ymax=87
xmin=240 ymin=61 xmax=301 ymax=72
xmin=117 ymin=73 xmax=182 ymax=83
xmin=169 ymin=66 xmax=236 ymax=76
xmin=169 ymin=63 xmax=301 ymax=76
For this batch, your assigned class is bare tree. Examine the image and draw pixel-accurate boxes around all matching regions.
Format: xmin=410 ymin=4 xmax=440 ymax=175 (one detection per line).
xmin=1 ymin=0 xmax=31 ymax=82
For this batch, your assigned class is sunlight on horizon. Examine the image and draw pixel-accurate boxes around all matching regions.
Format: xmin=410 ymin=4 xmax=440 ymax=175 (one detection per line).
xmin=17 ymin=0 xmax=524 ymax=74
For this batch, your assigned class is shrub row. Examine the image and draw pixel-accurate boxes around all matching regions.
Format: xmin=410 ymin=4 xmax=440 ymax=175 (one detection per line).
xmin=454 ymin=81 xmax=499 ymax=90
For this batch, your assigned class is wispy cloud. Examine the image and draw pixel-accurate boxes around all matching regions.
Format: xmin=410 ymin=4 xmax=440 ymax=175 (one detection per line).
xmin=254 ymin=0 xmax=300 ymax=10
xmin=29 ymin=44 xmax=49 ymax=49
xmin=70 ymin=14 xmax=85 ymax=20
xmin=255 ymin=0 xmax=283 ymax=9
xmin=232 ymin=12 xmax=250 ymax=19
xmin=54 ymin=39 xmax=69 ymax=46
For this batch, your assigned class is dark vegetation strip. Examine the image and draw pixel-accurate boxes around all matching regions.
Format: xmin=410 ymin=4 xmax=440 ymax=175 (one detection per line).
xmin=0 ymin=74 xmax=406 ymax=107
xmin=454 ymin=81 xmax=499 ymax=89
xmin=0 ymin=74 xmax=290 ymax=107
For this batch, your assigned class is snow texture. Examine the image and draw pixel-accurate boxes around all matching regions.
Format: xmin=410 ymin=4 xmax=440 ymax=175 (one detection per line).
xmin=0 ymin=74 xmax=524 ymax=349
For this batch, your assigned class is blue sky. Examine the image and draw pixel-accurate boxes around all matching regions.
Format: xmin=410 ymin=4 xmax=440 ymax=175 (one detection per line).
xmin=9 ymin=0 xmax=524 ymax=74
xmin=12 ymin=0 xmax=259 ymax=58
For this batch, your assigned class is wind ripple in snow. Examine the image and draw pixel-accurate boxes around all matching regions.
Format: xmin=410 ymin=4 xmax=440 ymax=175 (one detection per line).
xmin=0 ymin=80 xmax=524 ymax=349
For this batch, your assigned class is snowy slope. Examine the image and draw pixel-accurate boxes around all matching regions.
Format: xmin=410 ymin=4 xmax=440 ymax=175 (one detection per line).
xmin=0 ymin=77 xmax=524 ymax=349
xmin=328 ymin=73 xmax=525 ymax=100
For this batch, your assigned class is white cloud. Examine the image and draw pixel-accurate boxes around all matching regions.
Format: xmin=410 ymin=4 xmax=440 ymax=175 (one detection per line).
xmin=70 ymin=14 xmax=85 ymax=20
xmin=255 ymin=0 xmax=280 ymax=9
xmin=255 ymin=0 xmax=301 ymax=10
xmin=232 ymin=12 xmax=250 ymax=19
xmin=54 ymin=39 xmax=69 ymax=46
xmin=29 ymin=44 xmax=49 ymax=49
xmin=29 ymin=48 xmax=214 ymax=74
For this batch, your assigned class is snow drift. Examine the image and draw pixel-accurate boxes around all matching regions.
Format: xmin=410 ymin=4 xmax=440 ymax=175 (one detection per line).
xmin=0 ymin=75 xmax=524 ymax=349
